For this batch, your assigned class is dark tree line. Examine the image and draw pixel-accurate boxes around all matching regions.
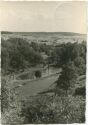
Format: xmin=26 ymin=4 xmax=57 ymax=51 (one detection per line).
xmin=1 ymin=37 xmax=53 ymax=75
xmin=53 ymin=41 xmax=86 ymax=93
xmin=50 ymin=42 xmax=86 ymax=67
xmin=1 ymin=38 xmax=44 ymax=74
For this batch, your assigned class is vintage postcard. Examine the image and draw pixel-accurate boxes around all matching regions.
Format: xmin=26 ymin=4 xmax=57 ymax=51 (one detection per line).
xmin=0 ymin=1 xmax=87 ymax=124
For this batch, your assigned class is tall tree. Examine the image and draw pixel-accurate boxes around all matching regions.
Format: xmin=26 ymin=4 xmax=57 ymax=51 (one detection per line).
xmin=56 ymin=61 xmax=77 ymax=94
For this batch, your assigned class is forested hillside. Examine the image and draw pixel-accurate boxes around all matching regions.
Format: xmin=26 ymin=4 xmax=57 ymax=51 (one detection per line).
xmin=1 ymin=33 xmax=86 ymax=124
xmin=1 ymin=37 xmax=51 ymax=74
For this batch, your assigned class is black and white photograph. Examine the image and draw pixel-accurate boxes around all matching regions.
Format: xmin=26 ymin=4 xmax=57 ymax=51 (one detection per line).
xmin=0 ymin=1 xmax=87 ymax=124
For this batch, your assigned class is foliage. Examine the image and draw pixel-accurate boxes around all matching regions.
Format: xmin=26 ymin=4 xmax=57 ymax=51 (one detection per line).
xmin=1 ymin=77 xmax=24 ymax=124
xmin=74 ymin=56 xmax=86 ymax=75
xmin=1 ymin=38 xmax=43 ymax=74
xmin=1 ymin=36 xmax=86 ymax=124
xmin=56 ymin=61 xmax=77 ymax=93
xmin=55 ymin=41 xmax=86 ymax=93
xmin=74 ymin=86 xmax=86 ymax=97
xmin=50 ymin=42 xmax=86 ymax=68
xmin=20 ymin=95 xmax=85 ymax=124
xmin=1 ymin=78 xmax=9 ymax=112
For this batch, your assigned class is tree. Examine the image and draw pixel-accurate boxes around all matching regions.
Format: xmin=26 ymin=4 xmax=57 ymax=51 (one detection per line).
xmin=74 ymin=56 xmax=86 ymax=75
xmin=56 ymin=61 xmax=77 ymax=94
xmin=1 ymin=37 xmax=43 ymax=74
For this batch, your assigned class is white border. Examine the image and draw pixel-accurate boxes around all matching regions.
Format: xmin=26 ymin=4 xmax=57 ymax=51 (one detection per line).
xmin=0 ymin=1 xmax=88 ymax=125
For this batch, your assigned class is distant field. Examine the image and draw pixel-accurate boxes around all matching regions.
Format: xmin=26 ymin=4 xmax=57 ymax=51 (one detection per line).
xmin=1 ymin=31 xmax=86 ymax=45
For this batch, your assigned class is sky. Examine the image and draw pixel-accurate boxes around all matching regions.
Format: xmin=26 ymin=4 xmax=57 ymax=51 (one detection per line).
xmin=0 ymin=1 xmax=87 ymax=34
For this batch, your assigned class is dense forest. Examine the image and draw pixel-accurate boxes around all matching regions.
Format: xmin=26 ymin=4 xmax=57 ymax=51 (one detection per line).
xmin=1 ymin=35 xmax=86 ymax=124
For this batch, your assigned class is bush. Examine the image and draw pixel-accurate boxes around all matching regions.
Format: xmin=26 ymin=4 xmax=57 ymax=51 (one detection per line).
xmin=1 ymin=78 xmax=9 ymax=113
xmin=35 ymin=70 xmax=42 ymax=78
xmin=20 ymin=95 xmax=85 ymax=124
xmin=1 ymin=77 xmax=24 ymax=124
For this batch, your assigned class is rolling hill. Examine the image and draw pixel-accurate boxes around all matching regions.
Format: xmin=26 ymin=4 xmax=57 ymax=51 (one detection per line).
xmin=1 ymin=31 xmax=86 ymax=45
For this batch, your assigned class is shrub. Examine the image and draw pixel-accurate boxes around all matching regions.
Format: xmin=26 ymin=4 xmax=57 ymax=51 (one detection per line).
xmin=20 ymin=95 xmax=85 ymax=124
xmin=1 ymin=77 xmax=24 ymax=124
xmin=35 ymin=70 xmax=42 ymax=78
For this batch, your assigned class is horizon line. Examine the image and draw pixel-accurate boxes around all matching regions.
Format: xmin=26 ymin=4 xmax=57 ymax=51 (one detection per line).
xmin=1 ymin=31 xmax=86 ymax=35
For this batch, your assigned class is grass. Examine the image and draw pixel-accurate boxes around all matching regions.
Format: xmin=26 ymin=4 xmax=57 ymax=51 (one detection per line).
xmin=1 ymin=72 xmax=86 ymax=124
xmin=15 ymin=74 xmax=59 ymax=100
xmin=20 ymin=94 xmax=85 ymax=124
xmin=1 ymin=67 xmax=86 ymax=124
